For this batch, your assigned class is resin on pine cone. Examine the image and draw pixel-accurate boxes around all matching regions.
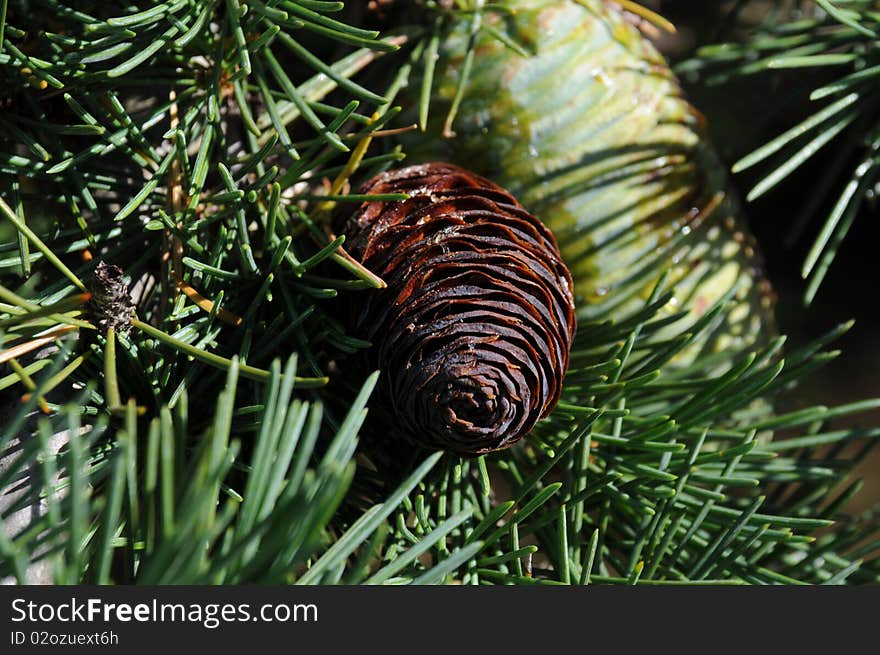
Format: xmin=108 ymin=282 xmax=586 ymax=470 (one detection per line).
xmin=339 ymin=163 xmax=576 ymax=455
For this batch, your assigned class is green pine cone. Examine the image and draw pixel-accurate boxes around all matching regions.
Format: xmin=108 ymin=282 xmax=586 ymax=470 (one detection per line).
xmin=390 ymin=0 xmax=776 ymax=364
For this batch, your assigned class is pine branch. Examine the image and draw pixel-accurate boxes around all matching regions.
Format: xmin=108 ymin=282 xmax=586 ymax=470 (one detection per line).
xmin=1 ymin=0 xmax=878 ymax=586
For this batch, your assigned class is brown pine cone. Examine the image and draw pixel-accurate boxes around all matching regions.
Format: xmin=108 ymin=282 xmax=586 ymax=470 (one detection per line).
xmin=339 ymin=163 xmax=576 ymax=456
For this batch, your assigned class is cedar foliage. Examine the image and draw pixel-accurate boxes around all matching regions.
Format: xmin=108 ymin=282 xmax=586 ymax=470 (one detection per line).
xmin=0 ymin=1 xmax=878 ymax=584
